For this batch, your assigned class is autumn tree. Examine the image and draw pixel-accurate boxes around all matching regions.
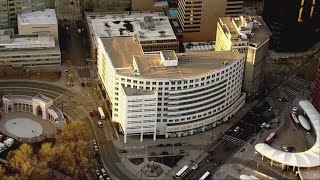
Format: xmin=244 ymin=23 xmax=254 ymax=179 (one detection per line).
xmin=61 ymin=120 xmax=88 ymax=143
xmin=7 ymin=143 xmax=34 ymax=178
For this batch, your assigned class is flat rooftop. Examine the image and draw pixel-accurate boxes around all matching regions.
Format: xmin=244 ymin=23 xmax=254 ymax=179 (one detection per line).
xmin=122 ymin=85 xmax=156 ymax=96
xmin=17 ymin=9 xmax=57 ymax=25
xmin=219 ymin=16 xmax=271 ymax=46
xmin=0 ymin=35 xmax=55 ymax=50
xmin=101 ymin=37 xmax=143 ymax=68
xmin=183 ymin=41 xmax=215 ymax=52
xmin=130 ymin=52 xmax=240 ymax=79
xmin=86 ymin=12 xmax=177 ymax=41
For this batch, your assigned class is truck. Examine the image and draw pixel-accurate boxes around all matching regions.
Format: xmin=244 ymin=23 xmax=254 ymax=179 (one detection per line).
xmin=97 ymin=107 xmax=105 ymax=120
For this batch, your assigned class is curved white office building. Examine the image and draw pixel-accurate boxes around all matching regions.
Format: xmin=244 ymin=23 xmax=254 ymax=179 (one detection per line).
xmin=97 ymin=36 xmax=246 ymax=143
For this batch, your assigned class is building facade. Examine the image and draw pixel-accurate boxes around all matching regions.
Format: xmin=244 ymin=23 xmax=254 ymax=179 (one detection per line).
xmin=119 ymin=85 xmax=158 ymax=143
xmin=55 ymin=0 xmax=81 ymax=20
xmin=86 ymin=12 xmax=179 ymax=61
xmin=96 ymin=36 xmax=246 ymax=142
xmin=0 ymin=33 xmax=61 ymax=70
xmin=215 ymin=15 xmax=271 ymax=98
xmin=312 ymin=59 xmax=320 ymax=112
xmin=177 ymin=0 xmax=243 ymax=42
xmin=84 ymin=0 xmax=131 ymax=12
xmin=0 ymin=0 xmax=54 ymax=28
xmin=263 ymin=0 xmax=320 ymax=52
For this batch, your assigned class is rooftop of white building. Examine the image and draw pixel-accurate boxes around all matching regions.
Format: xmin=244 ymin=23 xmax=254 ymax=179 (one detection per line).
xmin=219 ymin=15 xmax=271 ymax=47
xmin=86 ymin=11 xmax=177 ymax=42
xmin=122 ymin=85 xmax=156 ymax=96
xmin=102 ymin=37 xmax=242 ymax=79
xmin=17 ymin=9 xmax=57 ymax=25
xmin=0 ymin=33 xmax=55 ymax=50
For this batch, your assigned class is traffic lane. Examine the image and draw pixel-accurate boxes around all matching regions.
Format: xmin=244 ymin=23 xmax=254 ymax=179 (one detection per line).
xmin=0 ymin=81 xmax=67 ymax=93
xmin=185 ymin=141 xmax=239 ymax=180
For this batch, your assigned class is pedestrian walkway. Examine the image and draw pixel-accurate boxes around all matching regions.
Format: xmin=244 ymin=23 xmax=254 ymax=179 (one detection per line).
xmin=222 ymin=134 xmax=246 ymax=146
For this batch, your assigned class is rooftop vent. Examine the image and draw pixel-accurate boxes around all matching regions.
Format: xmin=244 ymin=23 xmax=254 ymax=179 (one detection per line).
xmin=144 ymin=16 xmax=155 ymax=29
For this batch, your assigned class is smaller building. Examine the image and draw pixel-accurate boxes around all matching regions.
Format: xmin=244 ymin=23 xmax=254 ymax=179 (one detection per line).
xmin=0 ymin=32 xmax=61 ymax=70
xmin=215 ymin=15 xmax=271 ymax=98
xmin=17 ymin=9 xmax=59 ymax=41
xmin=119 ymin=85 xmax=158 ymax=143
xmin=86 ymin=12 xmax=179 ymax=61
xmin=183 ymin=41 xmax=215 ymax=52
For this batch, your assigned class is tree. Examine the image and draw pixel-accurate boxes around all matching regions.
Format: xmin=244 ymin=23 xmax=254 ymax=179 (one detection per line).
xmin=61 ymin=120 xmax=88 ymax=143
xmin=7 ymin=143 xmax=34 ymax=178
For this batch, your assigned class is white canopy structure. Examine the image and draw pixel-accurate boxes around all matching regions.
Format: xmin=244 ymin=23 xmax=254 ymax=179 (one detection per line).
xmin=298 ymin=115 xmax=311 ymax=131
xmin=255 ymin=100 xmax=320 ymax=168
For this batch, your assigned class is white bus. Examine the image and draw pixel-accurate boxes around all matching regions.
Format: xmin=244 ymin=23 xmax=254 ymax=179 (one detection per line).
xmin=97 ymin=107 xmax=105 ymax=120
xmin=175 ymin=165 xmax=189 ymax=179
xmin=199 ymin=171 xmax=210 ymax=180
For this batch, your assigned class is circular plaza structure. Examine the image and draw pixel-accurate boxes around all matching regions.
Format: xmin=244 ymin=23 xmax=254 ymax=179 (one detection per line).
xmin=0 ymin=94 xmax=65 ymax=143
xmin=5 ymin=118 xmax=43 ymax=138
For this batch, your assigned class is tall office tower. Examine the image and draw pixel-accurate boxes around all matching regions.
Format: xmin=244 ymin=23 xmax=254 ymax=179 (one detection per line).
xmin=215 ymin=15 xmax=271 ymax=98
xmin=312 ymin=59 xmax=320 ymax=112
xmin=263 ymin=0 xmax=320 ymax=52
xmin=177 ymin=0 xmax=243 ymax=42
xmin=84 ymin=0 xmax=131 ymax=12
xmin=0 ymin=0 xmax=54 ymax=28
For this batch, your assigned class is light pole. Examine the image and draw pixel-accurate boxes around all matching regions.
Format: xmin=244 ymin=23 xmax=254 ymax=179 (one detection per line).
xmin=256 ymin=162 xmax=259 ymax=171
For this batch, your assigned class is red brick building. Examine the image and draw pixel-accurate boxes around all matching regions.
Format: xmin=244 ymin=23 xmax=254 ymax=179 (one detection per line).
xmin=312 ymin=59 xmax=320 ymax=112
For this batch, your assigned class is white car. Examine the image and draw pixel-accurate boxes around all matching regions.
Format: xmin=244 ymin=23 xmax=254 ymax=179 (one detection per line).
xmin=282 ymin=146 xmax=289 ymax=152
xmin=98 ymin=175 xmax=104 ymax=180
xmin=192 ymin=164 xmax=198 ymax=170
xmin=94 ymin=145 xmax=99 ymax=152
xmin=92 ymin=139 xmax=97 ymax=145
xmin=101 ymin=168 xmax=107 ymax=177
xmin=234 ymin=126 xmax=240 ymax=132
xmin=97 ymin=121 xmax=103 ymax=128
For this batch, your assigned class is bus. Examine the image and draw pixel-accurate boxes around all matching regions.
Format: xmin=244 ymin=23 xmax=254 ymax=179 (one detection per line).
xmin=97 ymin=107 xmax=105 ymax=120
xmin=175 ymin=165 xmax=189 ymax=179
xmin=264 ymin=132 xmax=276 ymax=144
xmin=199 ymin=171 xmax=210 ymax=180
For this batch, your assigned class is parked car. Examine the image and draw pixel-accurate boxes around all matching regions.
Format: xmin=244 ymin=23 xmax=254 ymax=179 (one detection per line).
xmin=234 ymin=126 xmax=240 ymax=132
xmin=94 ymin=145 xmax=99 ymax=152
xmin=207 ymin=157 xmax=215 ymax=162
xmin=101 ymin=168 xmax=107 ymax=177
xmin=157 ymin=144 xmax=164 ymax=147
xmin=282 ymin=145 xmax=289 ymax=152
xmin=119 ymin=150 xmax=127 ymax=153
xmin=174 ymin=143 xmax=182 ymax=146
xmin=149 ymin=152 xmax=157 ymax=156
xmin=92 ymin=139 xmax=97 ymax=145
xmin=95 ymin=169 xmax=101 ymax=176
xmin=90 ymin=111 xmax=94 ymax=117
xmin=97 ymin=121 xmax=103 ymax=128
xmin=179 ymin=149 xmax=184 ymax=154
xmin=98 ymin=175 xmax=104 ymax=180
xmin=161 ymin=151 xmax=169 ymax=155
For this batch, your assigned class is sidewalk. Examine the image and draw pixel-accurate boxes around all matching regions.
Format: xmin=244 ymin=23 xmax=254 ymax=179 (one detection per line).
xmin=269 ymin=42 xmax=320 ymax=60
xmin=114 ymin=99 xmax=260 ymax=179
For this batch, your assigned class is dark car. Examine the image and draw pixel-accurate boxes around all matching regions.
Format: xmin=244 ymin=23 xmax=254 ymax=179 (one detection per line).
xmin=164 ymin=143 xmax=172 ymax=147
xmin=179 ymin=149 xmax=184 ymax=154
xmin=90 ymin=111 xmax=94 ymax=117
xmin=149 ymin=152 xmax=157 ymax=156
xmin=161 ymin=151 xmax=169 ymax=155
xmin=157 ymin=144 xmax=164 ymax=147
xmin=207 ymin=157 xmax=215 ymax=162
xmin=119 ymin=150 xmax=127 ymax=153
xmin=81 ymin=82 xmax=85 ymax=87
xmin=174 ymin=143 xmax=182 ymax=146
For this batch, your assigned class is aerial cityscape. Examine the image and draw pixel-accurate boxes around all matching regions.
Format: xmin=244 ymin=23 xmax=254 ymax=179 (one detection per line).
xmin=0 ymin=0 xmax=319 ymax=180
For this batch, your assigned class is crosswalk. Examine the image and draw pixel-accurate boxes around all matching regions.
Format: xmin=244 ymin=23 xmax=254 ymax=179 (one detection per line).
xmin=79 ymin=77 xmax=92 ymax=82
xmin=75 ymin=66 xmax=89 ymax=70
xmin=222 ymin=135 xmax=246 ymax=146
xmin=289 ymin=77 xmax=311 ymax=88
xmin=53 ymin=91 xmax=74 ymax=105
xmin=266 ymin=96 xmax=280 ymax=114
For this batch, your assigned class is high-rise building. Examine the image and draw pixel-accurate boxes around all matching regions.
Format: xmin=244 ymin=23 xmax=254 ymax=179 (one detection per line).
xmin=263 ymin=0 xmax=320 ymax=52
xmin=55 ymin=0 xmax=81 ymax=20
xmin=312 ymin=59 xmax=320 ymax=112
xmin=131 ymin=0 xmax=168 ymax=11
xmin=215 ymin=15 xmax=271 ymax=98
xmin=0 ymin=0 xmax=54 ymax=28
xmin=177 ymin=0 xmax=243 ymax=42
